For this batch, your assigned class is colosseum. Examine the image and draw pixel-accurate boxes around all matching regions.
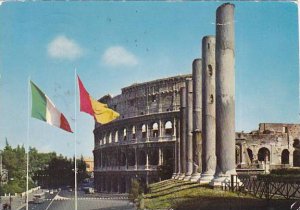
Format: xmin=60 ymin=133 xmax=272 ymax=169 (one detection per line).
xmin=92 ymin=73 xmax=300 ymax=193
xmin=93 ymin=74 xmax=190 ymax=193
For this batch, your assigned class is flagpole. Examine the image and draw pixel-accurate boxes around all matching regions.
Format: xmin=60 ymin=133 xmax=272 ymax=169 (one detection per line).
xmin=74 ymin=68 xmax=78 ymax=210
xmin=26 ymin=77 xmax=30 ymax=210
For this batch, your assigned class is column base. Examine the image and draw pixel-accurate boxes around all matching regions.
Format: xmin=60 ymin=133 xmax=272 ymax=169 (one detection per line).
xmin=199 ymin=173 xmax=214 ymax=184
xmin=174 ymin=173 xmax=181 ymax=179
xmin=177 ymin=174 xmax=185 ymax=180
xmin=209 ymin=174 xmax=242 ymax=188
xmin=183 ymin=174 xmax=192 ymax=181
xmin=190 ymin=173 xmax=201 ymax=182
xmin=171 ymin=173 xmax=177 ymax=179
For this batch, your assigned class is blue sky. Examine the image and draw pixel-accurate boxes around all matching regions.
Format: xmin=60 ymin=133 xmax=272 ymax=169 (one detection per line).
xmin=0 ymin=1 xmax=298 ymax=157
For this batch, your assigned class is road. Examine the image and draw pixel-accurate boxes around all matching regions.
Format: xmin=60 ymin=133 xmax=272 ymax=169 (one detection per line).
xmin=19 ymin=190 xmax=135 ymax=210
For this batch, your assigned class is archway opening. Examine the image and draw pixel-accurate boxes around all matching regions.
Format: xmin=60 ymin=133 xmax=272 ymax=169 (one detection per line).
xmin=164 ymin=121 xmax=173 ymax=136
xmin=258 ymin=147 xmax=270 ymax=162
xmin=281 ymin=149 xmax=289 ymax=164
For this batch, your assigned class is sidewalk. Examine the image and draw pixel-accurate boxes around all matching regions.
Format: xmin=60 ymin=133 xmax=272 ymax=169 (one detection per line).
xmin=0 ymin=188 xmax=44 ymax=210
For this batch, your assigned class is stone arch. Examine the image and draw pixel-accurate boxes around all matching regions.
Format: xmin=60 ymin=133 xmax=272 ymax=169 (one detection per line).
xmin=152 ymin=122 xmax=159 ymax=137
xmin=119 ymin=177 xmax=126 ymax=193
xmin=116 ymin=130 xmax=119 ymax=142
xmin=132 ymin=126 xmax=136 ymax=139
xmin=123 ymin=128 xmax=127 ymax=141
xmin=119 ymin=152 xmax=126 ymax=166
xmin=293 ymin=139 xmax=300 ymax=148
xmin=127 ymin=149 xmax=135 ymax=166
xmin=281 ymin=149 xmax=289 ymax=164
xmin=164 ymin=121 xmax=173 ymax=136
xmin=247 ymin=148 xmax=254 ymax=163
xmin=142 ymin=124 xmax=147 ymax=138
xmin=149 ymin=148 xmax=159 ymax=165
xmin=163 ymin=148 xmax=173 ymax=163
xmin=108 ymin=132 xmax=112 ymax=144
xmin=137 ymin=150 xmax=146 ymax=166
xmin=293 ymin=150 xmax=300 ymax=167
xmin=258 ymin=147 xmax=270 ymax=162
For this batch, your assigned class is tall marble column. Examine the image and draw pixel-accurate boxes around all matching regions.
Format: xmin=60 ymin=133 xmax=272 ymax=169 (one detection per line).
xmin=212 ymin=3 xmax=237 ymax=186
xmin=190 ymin=59 xmax=202 ymax=182
xmin=200 ymin=36 xmax=217 ymax=184
xmin=184 ymin=78 xmax=193 ymax=180
xmin=178 ymin=87 xmax=187 ymax=180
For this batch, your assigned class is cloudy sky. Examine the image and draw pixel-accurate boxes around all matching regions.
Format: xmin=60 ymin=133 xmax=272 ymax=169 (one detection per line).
xmin=0 ymin=1 xmax=298 ymax=158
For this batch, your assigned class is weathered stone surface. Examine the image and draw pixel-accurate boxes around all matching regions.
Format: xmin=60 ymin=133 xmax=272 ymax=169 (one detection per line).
xmin=178 ymin=86 xmax=187 ymax=180
xmin=190 ymin=59 xmax=202 ymax=182
xmin=184 ymin=78 xmax=193 ymax=180
xmin=200 ymin=36 xmax=217 ymax=184
xmin=213 ymin=3 xmax=237 ymax=186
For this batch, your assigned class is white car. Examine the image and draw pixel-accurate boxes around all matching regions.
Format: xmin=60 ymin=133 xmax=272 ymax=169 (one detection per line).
xmin=49 ymin=190 xmax=54 ymax=195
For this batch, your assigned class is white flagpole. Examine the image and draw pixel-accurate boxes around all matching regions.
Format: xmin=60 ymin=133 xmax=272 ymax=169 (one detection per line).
xmin=26 ymin=77 xmax=30 ymax=210
xmin=74 ymin=68 xmax=78 ymax=210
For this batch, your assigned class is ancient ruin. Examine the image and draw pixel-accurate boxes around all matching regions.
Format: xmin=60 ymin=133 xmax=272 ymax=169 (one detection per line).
xmin=93 ymin=3 xmax=299 ymax=193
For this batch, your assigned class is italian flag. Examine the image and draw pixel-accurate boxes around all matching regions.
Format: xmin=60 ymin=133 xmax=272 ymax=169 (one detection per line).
xmin=30 ymin=81 xmax=73 ymax=133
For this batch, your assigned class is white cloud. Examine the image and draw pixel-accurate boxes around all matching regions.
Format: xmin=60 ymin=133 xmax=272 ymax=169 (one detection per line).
xmin=102 ymin=46 xmax=138 ymax=67
xmin=47 ymin=35 xmax=83 ymax=60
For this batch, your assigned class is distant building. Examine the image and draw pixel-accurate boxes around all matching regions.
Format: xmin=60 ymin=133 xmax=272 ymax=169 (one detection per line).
xmin=83 ymin=157 xmax=94 ymax=173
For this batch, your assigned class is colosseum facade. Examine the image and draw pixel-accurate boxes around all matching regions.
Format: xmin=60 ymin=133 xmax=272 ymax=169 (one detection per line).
xmin=93 ymin=74 xmax=191 ymax=193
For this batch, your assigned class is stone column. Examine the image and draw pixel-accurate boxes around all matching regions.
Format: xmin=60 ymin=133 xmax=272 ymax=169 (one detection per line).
xmin=172 ymin=117 xmax=177 ymax=178
xmin=146 ymin=150 xmax=149 ymax=170
xmin=212 ymin=3 xmax=237 ymax=186
xmin=158 ymin=147 xmax=162 ymax=165
xmin=135 ymin=148 xmax=137 ymax=170
xmin=200 ymin=36 xmax=217 ymax=184
xmin=100 ymin=150 xmax=103 ymax=169
xmin=178 ymin=87 xmax=186 ymax=180
xmin=184 ymin=78 xmax=193 ymax=180
xmin=172 ymin=133 xmax=178 ymax=179
xmin=175 ymin=118 xmax=181 ymax=179
xmin=146 ymin=124 xmax=149 ymax=142
xmin=190 ymin=59 xmax=202 ymax=182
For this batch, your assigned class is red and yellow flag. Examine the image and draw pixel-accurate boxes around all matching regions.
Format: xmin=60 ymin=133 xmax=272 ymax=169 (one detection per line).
xmin=77 ymin=76 xmax=119 ymax=124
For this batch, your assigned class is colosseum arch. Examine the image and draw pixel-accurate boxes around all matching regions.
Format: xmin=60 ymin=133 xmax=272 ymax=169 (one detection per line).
xmin=114 ymin=130 xmax=119 ymax=142
xmin=108 ymin=133 xmax=112 ymax=144
xmin=127 ymin=149 xmax=136 ymax=166
xmin=132 ymin=126 xmax=136 ymax=139
xmin=152 ymin=122 xmax=159 ymax=138
xmin=149 ymin=148 xmax=159 ymax=165
xmin=163 ymin=148 xmax=173 ymax=164
xmin=141 ymin=124 xmax=147 ymax=138
xmin=258 ymin=147 xmax=270 ymax=162
xmin=119 ymin=177 xmax=126 ymax=193
xmin=119 ymin=152 xmax=126 ymax=166
xmin=123 ymin=128 xmax=127 ymax=141
xmin=164 ymin=121 xmax=173 ymax=136
xmin=281 ymin=149 xmax=289 ymax=164
xmin=137 ymin=150 xmax=146 ymax=166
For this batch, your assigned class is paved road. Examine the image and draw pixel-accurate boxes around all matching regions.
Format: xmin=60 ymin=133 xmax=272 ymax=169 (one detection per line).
xmin=20 ymin=190 xmax=134 ymax=210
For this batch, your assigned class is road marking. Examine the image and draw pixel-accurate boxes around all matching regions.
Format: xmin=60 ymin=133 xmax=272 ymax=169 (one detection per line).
xmin=45 ymin=190 xmax=61 ymax=210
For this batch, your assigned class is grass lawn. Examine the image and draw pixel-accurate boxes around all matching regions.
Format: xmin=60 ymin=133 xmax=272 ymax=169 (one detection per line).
xmin=142 ymin=179 xmax=295 ymax=210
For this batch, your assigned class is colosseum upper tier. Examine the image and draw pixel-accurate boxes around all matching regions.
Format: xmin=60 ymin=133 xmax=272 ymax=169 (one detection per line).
xmin=93 ymin=74 xmax=191 ymax=193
